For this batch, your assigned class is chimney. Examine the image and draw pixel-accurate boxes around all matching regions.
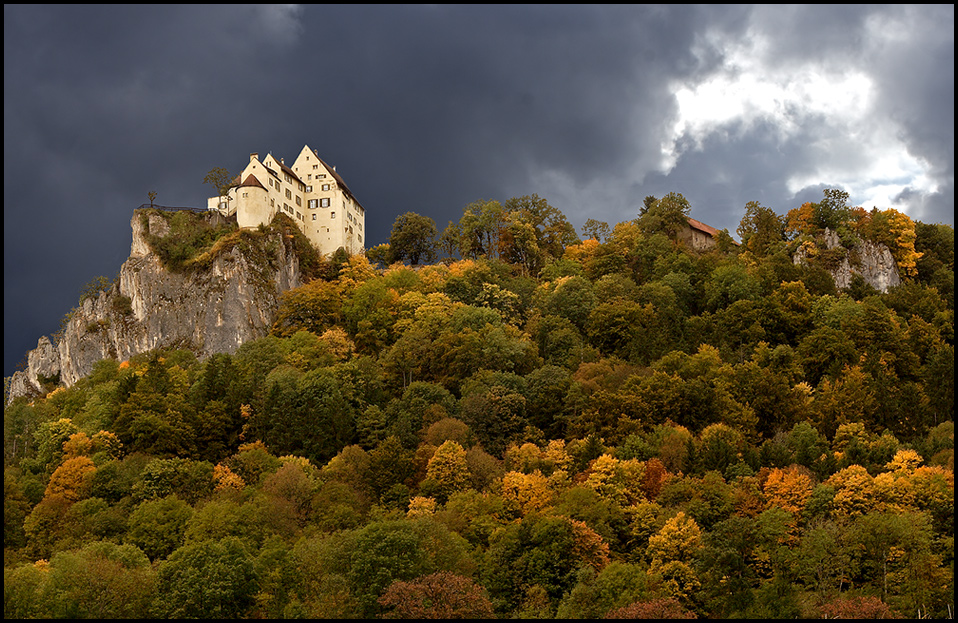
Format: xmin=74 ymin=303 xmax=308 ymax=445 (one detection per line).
xmin=250 ymin=152 xmax=258 ymax=162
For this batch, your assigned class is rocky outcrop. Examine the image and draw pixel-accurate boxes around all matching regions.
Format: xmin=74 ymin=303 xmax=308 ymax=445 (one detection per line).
xmin=792 ymin=228 xmax=901 ymax=293
xmin=8 ymin=209 xmax=304 ymax=403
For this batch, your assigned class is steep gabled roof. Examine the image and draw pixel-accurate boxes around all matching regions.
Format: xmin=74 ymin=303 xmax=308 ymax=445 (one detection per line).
xmin=236 ymin=174 xmax=266 ymax=190
xmin=276 ymin=159 xmax=304 ymax=186
xmin=687 ymin=217 xmax=720 ymax=238
xmin=311 ymin=150 xmax=364 ymax=211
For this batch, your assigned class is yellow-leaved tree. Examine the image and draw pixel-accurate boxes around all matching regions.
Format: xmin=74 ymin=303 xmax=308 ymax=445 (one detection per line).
xmin=762 ymin=465 xmax=815 ymax=516
xmin=852 ymin=207 xmax=922 ymax=277
xmin=646 ymin=511 xmax=702 ymax=605
xmin=425 ymin=440 xmax=471 ymax=502
xmin=500 ymin=470 xmax=553 ymax=516
xmin=44 ymin=456 xmax=96 ymax=502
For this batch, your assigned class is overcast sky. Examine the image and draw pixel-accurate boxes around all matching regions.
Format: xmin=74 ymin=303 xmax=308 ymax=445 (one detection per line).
xmin=4 ymin=4 xmax=954 ymax=378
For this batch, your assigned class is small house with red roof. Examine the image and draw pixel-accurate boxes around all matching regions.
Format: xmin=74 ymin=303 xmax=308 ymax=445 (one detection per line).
xmin=680 ymin=217 xmax=723 ymax=251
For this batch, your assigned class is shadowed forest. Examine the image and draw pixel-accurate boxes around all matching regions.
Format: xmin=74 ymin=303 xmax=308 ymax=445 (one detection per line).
xmin=4 ymin=190 xmax=954 ymax=619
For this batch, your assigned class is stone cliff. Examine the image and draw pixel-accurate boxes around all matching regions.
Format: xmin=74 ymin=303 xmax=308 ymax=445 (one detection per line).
xmin=792 ymin=228 xmax=901 ymax=293
xmin=8 ymin=209 xmax=304 ymax=402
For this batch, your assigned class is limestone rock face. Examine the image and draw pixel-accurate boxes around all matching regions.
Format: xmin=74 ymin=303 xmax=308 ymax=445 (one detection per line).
xmin=793 ymin=228 xmax=901 ymax=293
xmin=8 ymin=209 xmax=303 ymax=402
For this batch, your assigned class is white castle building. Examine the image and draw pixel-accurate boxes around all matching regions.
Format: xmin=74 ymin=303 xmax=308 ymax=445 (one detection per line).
xmin=208 ymin=145 xmax=366 ymax=256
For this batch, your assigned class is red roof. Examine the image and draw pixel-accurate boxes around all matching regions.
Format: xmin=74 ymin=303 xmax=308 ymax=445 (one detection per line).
xmin=687 ymin=217 xmax=720 ymax=237
xmin=236 ymin=174 xmax=266 ymax=189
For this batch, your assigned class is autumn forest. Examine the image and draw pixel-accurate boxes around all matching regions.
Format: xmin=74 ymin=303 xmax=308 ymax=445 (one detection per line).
xmin=3 ymin=190 xmax=954 ymax=619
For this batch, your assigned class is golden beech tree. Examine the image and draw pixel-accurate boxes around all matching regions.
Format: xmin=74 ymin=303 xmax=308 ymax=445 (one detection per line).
xmin=44 ymin=456 xmax=96 ymax=503
xmin=425 ymin=440 xmax=471 ymax=501
xmin=647 ymin=511 xmax=702 ymax=567
xmin=500 ymin=470 xmax=553 ymax=516
xmin=851 ymin=207 xmax=923 ymax=277
xmin=213 ymin=463 xmax=245 ymax=493
xmin=61 ymin=432 xmax=93 ymax=459
xmin=785 ymin=202 xmax=817 ymax=239
xmin=826 ymin=464 xmax=878 ymax=517
xmin=584 ymin=454 xmax=647 ymax=506
xmin=406 ymin=496 xmax=438 ymax=518
xmin=646 ymin=513 xmax=704 ymax=606
xmin=762 ymin=465 xmax=814 ymax=516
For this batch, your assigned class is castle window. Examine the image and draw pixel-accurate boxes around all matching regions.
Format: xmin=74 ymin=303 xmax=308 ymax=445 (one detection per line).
xmin=296 ymin=196 xmax=301 ymax=206
xmin=330 ymin=211 xmax=335 ymax=219
xmin=308 ymin=199 xmax=318 ymax=209
xmin=322 ymin=184 xmax=330 ymax=191
xmin=285 ymin=189 xmax=292 ymax=200
xmin=312 ymin=214 xmax=317 ymax=221
xmin=320 ymin=198 xmax=330 ymax=208
xmin=306 ymin=185 xmax=312 ymax=192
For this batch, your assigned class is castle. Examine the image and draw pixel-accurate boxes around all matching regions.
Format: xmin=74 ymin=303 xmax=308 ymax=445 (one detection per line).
xmin=208 ymin=145 xmax=366 ymax=256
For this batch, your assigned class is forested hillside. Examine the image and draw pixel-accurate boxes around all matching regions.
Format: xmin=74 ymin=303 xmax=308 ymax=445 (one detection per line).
xmin=4 ymin=190 xmax=954 ymax=619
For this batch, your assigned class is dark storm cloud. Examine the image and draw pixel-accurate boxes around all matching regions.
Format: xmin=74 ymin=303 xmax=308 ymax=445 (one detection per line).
xmin=4 ymin=4 xmax=953 ymax=378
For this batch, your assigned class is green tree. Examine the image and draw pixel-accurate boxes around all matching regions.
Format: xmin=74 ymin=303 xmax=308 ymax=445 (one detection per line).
xmin=152 ymin=536 xmax=257 ymax=618
xmin=125 ymin=495 xmax=194 ymax=561
xmin=457 ymin=199 xmax=507 ymax=260
xmin=737 ymin=201 xmax=785 ymax=257
xmin=272 ymin=279 xmax=343 ymax=337
xmin=318 ymin=518 xmax=475 ymax=618
xmin=366 ymin=242 xmax=391 ymax=268
xmin=482 ymin=514 xmax=602 ymax=616
xmin=4 ymin=561 xmax=53 ymax=619
xmin=203 ymin=167 xmax=234 ymax=201
xmin=556 ymin=561 xmax=654 ymax=618
xmin=249 ymin=368 xmax=356 ymax=464
xmin=439 ymin=220 xmax=462 ymax=260
xmin=47 ymin=541 xmax=155 ymax=618
xmin=131 ymin=457 xmax=214 ymax=504
xmin=581 ymin=218 xmax=611 ymax=243
xmin=814 ymin=188 xmax=853 ymax=232
xmin=460 ymin=385 xmax=528 ymax=457
xmin=387 ymin=212 xmax=439 ymax=265
xmin=638 ymin=192 xmax=692 ymax=240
